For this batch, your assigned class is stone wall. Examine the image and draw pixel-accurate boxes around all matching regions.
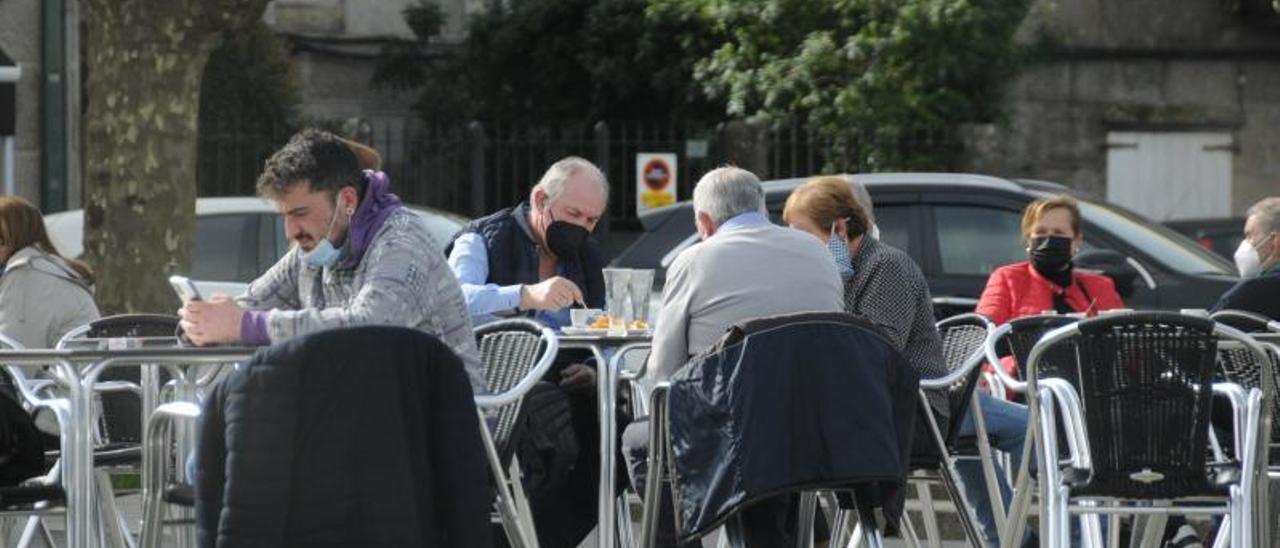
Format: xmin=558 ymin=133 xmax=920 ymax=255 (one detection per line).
xmin=964 ymin=0 xmax=1280 ymax=213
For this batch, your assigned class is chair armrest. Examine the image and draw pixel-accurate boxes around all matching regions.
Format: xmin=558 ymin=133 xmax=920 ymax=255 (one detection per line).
xmin=922 ymin=314 xmax=995 ymax=390
xmin=919 ymin=357 xmax=984 ymax=390
xmin=1040 ymin=378 xmax=1091 ymax=471
xmin=94 ymin=381 xmax=143 ymax=396
xmin=983 ymin=324 xmax=1028 ymax=394
xmin=142 ymin=401 xmax=200 ymax=548
xmin=475 ymin=326 xmax=560 ymax=409
xmin=1213 ymin=382 xmax=1250 ymax=460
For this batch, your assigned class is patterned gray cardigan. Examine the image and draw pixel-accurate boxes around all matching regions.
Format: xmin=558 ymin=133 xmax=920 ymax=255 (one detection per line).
xmin=842 ymin=237 xmax=950 ymax=422
xmin=237 ymin=207 xmax=485 ymax=392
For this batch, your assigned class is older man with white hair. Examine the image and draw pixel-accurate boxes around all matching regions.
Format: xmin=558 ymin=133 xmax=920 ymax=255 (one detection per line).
xmin=623 ymin=166 xmax=843 ymax=547
xmin=1212 ymin=196 xmax=1280 ymax=319
xmin=446 ymin=156 xmax=613 ymax=548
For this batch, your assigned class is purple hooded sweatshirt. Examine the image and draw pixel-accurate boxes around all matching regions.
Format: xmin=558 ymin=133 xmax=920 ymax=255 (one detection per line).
xmin=240 ymin=170 xmax=404 ymax=344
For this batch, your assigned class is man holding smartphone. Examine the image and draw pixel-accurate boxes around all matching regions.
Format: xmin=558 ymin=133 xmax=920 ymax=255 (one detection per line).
xmin=177 ymin=129 xmax=484 ymax=391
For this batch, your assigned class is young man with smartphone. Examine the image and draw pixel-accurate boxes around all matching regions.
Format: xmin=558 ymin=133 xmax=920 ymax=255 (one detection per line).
xmin=176 ymin=129 xmax=484 ymax=391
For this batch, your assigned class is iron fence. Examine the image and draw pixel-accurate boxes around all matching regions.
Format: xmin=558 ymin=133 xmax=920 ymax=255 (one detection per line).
xmin=197 ymin=119 xmax=956 ymax=232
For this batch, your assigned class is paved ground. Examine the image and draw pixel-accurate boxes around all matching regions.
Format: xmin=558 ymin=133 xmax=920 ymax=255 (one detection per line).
xmin=32 ymin=490 xmax=976 ymax=547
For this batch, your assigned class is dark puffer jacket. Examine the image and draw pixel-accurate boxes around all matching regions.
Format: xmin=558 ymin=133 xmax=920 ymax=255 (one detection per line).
xmin=195 ymin=326 xmax=491 ymax=548
xmin=665 ymin=312 xmax=918 ymax=543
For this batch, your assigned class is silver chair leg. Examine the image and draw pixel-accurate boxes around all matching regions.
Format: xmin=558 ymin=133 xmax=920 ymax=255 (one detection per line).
xmin=15 ymin=515 xmax=49 ymax=548
xmin=936 ymin=460 xmax=986 ymax=547
xmin=616 ymin=494 xmax=636 ymax=548
xmin=96 ymin=469 xmax=133 ymax=548
xmin=829 ymin=509 xmax=850 ymax=548
xmin=1212 ymin=515 xmax=1230 ymax=548
xmin=899 ymin=512 xmax=924 ymax=548
xmin=638 ymin=388 xmax=669 ymax=548
xmin=477 ymin=408 xmax=535 ymax=548
xmin=913 ymin=481 xmax=941 ymax=548
xmin=508 ymin=457 xmax=540 ymax=548
xmin=970 ymin=390 xmax=1009 ymax=546
xmin=1137 ymin=513 xmax=1166 ymax=548
xmin=853 ymin=493 xmax=884 ymax=548
xmin=1001 ymin=419 xmax=1038 ymax=548
xmin=796 ymin=491 xmax=817 ymax=548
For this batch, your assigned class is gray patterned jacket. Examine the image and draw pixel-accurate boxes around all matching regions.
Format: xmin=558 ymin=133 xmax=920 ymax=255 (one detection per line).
xmin=237 ymin=207 xmax=485 ymax=392
xmin=842 ymin=237 xmax=950 ymax=422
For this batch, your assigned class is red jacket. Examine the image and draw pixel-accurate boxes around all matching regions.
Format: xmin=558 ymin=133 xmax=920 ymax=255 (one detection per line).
xmin=976 ymin=262 xmax=1125 ymax=325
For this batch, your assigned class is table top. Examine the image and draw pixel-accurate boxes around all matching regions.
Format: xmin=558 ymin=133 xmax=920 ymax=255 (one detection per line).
xmin=556 ymin=329 xmax=653 ymax=344
xmin=0 ymin=344 xmax=258 ymax=362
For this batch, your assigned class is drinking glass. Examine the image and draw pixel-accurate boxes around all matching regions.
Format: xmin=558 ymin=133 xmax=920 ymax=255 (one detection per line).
xmin=602 ymin=268 xmax=632 ymax=336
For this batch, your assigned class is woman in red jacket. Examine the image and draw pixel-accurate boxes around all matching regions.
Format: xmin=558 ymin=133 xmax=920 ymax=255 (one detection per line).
xmin=977 ymin=195 xmax=1125 ymax=324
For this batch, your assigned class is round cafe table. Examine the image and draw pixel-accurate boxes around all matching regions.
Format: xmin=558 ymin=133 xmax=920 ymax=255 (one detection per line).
xmin=557 ymin=329 xmax=651 ymax=548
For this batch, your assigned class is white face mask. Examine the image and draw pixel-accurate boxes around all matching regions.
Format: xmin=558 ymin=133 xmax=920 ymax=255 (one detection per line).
xmin=1233 ymin=233 xmax=1274 ymax=278
xmin=1234 ymin=239 xmax=1261 ymax=278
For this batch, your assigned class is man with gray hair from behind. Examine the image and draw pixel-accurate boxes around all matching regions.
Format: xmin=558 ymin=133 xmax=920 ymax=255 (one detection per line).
xmin=621 ymin=166 xmax=844 ymax=547
xmin=1212 ymin=196 xmax=1280 ymax=319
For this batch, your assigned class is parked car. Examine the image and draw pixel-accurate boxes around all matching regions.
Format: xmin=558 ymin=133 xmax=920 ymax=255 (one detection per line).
xmin=43 ymin=197 xmax=469 ymax=297
xmin=1164 ymin=217 xmax=1245 ymax=263
xmin=613 ymin=173 xmax=1239 ymax=318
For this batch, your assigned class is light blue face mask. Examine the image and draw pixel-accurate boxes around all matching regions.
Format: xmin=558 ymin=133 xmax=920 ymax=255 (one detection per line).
xmin=303 ymin=195 xmax=348 ymax=269
xmin=828 ymin=220 xmax=855 ymax=279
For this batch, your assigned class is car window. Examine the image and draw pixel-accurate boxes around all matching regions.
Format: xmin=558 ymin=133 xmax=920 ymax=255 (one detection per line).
xmin=258 ymin=214 xmax=281 ymax=275
xmin=1075 ymin=199 xmax=1234 ymax=276
xmin=875 ymin=205 xmax=910 ymax=254
xmin=193 ymin=214 xmax=260 ymax=283
xmin=413 ymin=209 xmax=466 ymax=249
xmin=934 ymin=205 xmax=1025 ymax=276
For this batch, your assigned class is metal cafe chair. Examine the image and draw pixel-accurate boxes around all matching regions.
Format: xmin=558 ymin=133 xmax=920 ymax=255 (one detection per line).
xmin=1012 ymin=312 xmax=1269 ymax=548
xmin=472 ymin=319 xmax=560 ymax=548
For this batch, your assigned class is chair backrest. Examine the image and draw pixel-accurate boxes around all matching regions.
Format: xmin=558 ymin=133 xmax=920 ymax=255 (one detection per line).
xmin=1211 ymin=311 xmax=1280 ymax=457
xmin=1210 ymin=309 xmax=1274 ymax=334
xmin=934 ymin=313 xmax=994 ymax=443
xmin=474 ymin=319 xmax=553 ymax=454
xmin=663 ymin=311 xmax=911 ymax=541
xmin=1033 ymin=312 xmax=1221 ymax=498
xmin=998 ymin=314 xmax=1079 ymax=381
xmin=60 ymin=314 xmax=180 ymax=446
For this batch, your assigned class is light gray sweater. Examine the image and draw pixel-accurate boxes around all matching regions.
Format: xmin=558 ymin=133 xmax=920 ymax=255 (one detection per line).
xmin=238 ymin=208 xmax=485 ymax=392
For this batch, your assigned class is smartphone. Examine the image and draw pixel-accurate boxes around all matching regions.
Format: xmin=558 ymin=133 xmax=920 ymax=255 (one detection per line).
xmin=168 ymin=275 xmax=203 ymax=303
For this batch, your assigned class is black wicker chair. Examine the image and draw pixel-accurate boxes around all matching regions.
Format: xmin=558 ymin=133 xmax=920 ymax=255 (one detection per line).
xmin=983 ymin=314 xmax=1081 ymax=399
xmin=907 ymin=313 xmax=996 ymax=547
xmin=472 ymin=319 xmax=559 ymax=548
xmin=1014 ymin=312 xmax=1268 ymax=547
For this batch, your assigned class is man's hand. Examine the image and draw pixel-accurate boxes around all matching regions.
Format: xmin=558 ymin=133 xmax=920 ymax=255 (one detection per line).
xmin=519 ymin=276 xmax=584 ymax=311
xmin=559 ymin=363 xmax=596 ymax=387
xmin=178 ymin=294 xmax=245 ymax=346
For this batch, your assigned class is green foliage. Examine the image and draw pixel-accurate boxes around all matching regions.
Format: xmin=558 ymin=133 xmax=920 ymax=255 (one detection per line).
xmin=649 ymin=0 xmax=1031 ymax=171
xmin=197 ymin=22 xmax=301 ymax=196
xmin=375 ymin=0 xmax=721 ymax=126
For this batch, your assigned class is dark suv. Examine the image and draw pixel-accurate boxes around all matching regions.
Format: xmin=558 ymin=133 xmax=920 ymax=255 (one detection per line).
xmin=613 ymin=173 xmax=1239 ymax=318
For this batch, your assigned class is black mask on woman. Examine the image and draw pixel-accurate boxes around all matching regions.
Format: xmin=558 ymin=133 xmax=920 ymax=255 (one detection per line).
xmin=544 ymin=211 xmax=590 ymax=259
xmin=1028 ymin=235 xmax=1074 ymax=287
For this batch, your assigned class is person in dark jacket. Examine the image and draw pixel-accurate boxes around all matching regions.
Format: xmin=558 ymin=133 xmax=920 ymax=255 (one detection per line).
xmin=624 ymin=167 xmax=843 ymax=548
xmin=1212 ymin=196 xmax=1280 ymax=319
xmin=446 ymin=157 xmax=612 ymax=548
xmin=195 ymin=326 xmax=491 ymax=548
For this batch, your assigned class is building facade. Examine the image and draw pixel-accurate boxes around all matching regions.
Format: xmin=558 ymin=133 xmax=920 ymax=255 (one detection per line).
xmin=965 ymin=0 xmax=1280 ymax=220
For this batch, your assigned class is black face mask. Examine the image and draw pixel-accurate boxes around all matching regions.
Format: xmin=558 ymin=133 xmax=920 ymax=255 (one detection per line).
xmin=544 ymin=211 xmax=590 ymax=259
xmin=1028 ymin=235 xmax=1074 ymax=286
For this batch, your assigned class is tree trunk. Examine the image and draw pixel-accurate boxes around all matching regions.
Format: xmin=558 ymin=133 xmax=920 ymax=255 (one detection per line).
xmin=81 ymin=1 xmax=268 ymax=314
